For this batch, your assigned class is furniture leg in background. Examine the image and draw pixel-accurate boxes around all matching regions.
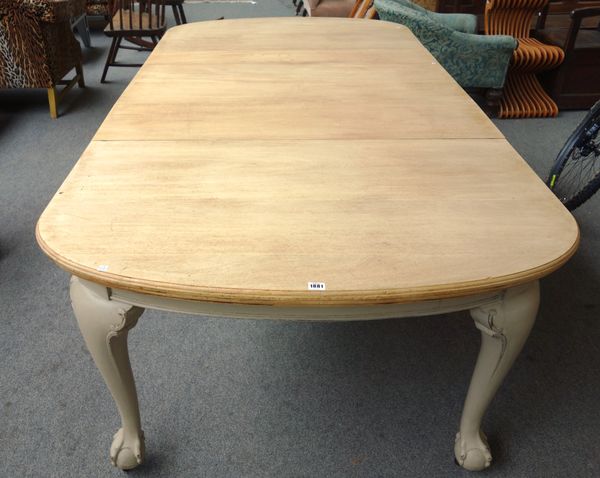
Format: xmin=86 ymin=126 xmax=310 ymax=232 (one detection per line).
xmin=72 ymin=13 xmax=92 ymax=47
xmin=166 ymin=0 xmax=187 ymax=24
xmin=48 ymin=63 xmax=85 ymax=119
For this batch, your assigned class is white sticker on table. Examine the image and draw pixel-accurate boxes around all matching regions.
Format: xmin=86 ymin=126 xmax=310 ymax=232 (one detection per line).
xmin=308 ymin=282 xmax=326 ymax=291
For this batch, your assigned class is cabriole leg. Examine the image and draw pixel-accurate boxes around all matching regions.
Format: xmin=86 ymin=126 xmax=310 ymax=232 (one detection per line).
xmin=70 ymin=276 xmax=145 ymax=470
xmin=455 ymin=281 xmax=539 ymax=471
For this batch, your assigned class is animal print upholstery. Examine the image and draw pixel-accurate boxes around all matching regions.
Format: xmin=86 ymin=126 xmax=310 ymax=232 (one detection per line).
xmin=0 ymin=0 xmax=82 ymax=89
xmin=86 ymin=0 xmax=109 ymax=16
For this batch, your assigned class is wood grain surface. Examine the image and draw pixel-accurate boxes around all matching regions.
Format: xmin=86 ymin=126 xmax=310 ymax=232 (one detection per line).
xmin=37 ymin=18 xmax=579 ymax=306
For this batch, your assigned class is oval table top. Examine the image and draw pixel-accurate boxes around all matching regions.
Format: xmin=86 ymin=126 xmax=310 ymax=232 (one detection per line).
xmin=37 ymin=18 xmax=579 ymax=306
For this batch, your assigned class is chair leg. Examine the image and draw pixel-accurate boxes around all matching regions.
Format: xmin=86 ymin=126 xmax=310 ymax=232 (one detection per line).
xmin=73 ymin=14 xmax=92 ymax=48
xmin=76 ymin=62 xmax=85 ymax=88
xmin=101 ymin=37 xmax=118 ymax=83
xmin=171 ymin=4 xmax=181 ymax=25
xmin=485 ymin=88 xmax=502 ymax=117
xmin=113 ymin=36 xmax=123 ymax=63
xmin=80 ymin=16 xmax=92 ymax=48
xmin=103 ymin=37 xmax=123 ymax=83
xmin=178 ymin=4 xmax=187 ymax=24
xmin=47 ymin=87 xmax=58 ymax=119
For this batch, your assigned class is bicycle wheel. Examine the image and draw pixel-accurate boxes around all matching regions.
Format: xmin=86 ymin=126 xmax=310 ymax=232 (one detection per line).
xmin=547 ymin=101 xmax=600 ymax=211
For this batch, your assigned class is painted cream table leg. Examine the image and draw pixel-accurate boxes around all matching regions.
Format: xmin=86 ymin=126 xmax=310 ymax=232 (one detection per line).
xmin=455 ymin=281 xmax=540 ymax=471
xmin=70 ymin=276 xmax=145 ymax=470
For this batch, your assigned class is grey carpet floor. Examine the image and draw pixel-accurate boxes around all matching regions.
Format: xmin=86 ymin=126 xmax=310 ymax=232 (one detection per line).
xmin=1 ymin=4 xmax=599 ymax=477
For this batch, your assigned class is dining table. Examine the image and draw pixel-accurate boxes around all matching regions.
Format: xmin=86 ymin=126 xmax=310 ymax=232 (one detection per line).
xmin=36 ymin=17 xmax=579 ymax=472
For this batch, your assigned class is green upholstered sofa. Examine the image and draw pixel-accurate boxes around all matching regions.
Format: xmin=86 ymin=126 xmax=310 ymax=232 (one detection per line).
xmin=374 ymin=0 xmax=517 ymax=89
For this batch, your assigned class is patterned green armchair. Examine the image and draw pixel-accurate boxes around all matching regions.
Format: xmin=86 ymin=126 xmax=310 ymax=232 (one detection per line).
xmin=0 ymin=0 xmax=85 ymax=118
xmin=374 ymin=0 xmax=517 ymax=89
xmin=395 ymin=0 xmax=478 ymax=33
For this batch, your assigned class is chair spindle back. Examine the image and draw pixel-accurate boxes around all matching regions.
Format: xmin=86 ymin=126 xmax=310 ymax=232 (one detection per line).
xmin=108 ymin=0 xmax=166 ymax=31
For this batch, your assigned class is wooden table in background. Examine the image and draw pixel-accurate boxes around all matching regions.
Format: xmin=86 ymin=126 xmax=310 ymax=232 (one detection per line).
xmin=36 ymin=18 xmax=579 ymax=472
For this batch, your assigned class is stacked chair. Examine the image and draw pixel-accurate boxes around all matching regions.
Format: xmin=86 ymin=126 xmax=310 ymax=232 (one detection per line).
xmin=484 ymin=0 xmax=565 ymax=118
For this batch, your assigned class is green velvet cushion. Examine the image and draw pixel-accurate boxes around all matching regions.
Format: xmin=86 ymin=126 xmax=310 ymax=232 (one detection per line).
xmin=374 ymin=0 xmax=517 ymax=89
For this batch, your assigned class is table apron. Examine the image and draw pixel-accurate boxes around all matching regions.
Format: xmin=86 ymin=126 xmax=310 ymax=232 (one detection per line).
xmin=107 ymin=285 xmax=514 ymax=321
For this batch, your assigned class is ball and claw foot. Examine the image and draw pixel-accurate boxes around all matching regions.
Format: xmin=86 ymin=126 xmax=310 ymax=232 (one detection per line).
xmin=110 ymin=428 xmax=145 ymax=470
xmin=454 ymin=430 xmax=492 ymax=471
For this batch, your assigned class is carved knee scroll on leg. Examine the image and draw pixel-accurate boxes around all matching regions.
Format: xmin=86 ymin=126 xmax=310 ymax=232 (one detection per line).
xmin=70 ymin=276 xmax=145 ymax=470
xmin=455 ymin=281 xmax=539 ymax=471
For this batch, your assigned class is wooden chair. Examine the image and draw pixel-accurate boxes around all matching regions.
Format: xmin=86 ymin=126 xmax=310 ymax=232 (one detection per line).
xmin=535 ymin=0 xmax=600 ymax=29
xmin=165 ymin=0 xmax=187 ymax=24
xmin=87 ymin=0 xmax=186 ymax=24
xmin=101 ymin=0 xmax=166 ymax=83
xmin=536 ymin=5 xmax=600 ymax=108
xmin=484 ymin=0 xmax=565 ymax=118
